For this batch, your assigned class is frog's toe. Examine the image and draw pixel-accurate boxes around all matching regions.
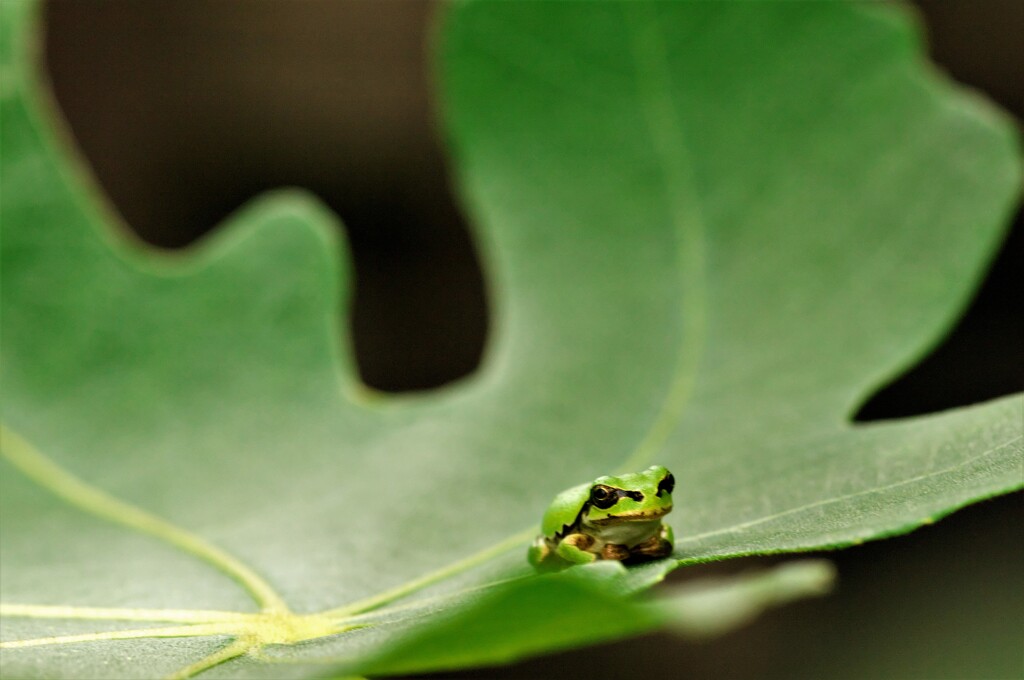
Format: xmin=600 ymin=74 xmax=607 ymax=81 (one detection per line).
xmin=630 ymin=535 xmax=674 ymax=559
xmin=601 ymin=543 xmax=631 ymax=561
xmin=527 ymin=544 xmax=548 ymax=568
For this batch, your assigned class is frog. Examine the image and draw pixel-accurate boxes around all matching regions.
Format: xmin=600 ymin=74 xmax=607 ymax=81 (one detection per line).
xmin=528 ymin=465 xmax=675 ymax=569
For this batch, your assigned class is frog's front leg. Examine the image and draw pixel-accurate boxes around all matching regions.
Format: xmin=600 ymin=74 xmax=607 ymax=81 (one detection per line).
xmin=630 ymin=524 xmax=674 ymax=559
xmin=555 ymin=533 xmax=598 ymax=564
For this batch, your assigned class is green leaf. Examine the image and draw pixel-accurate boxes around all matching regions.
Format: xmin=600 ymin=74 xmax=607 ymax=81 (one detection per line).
xmin=349 ymin=560 xmax=835 ymax=677
xmin=1 ymin=1 xmax=1020 ymax=678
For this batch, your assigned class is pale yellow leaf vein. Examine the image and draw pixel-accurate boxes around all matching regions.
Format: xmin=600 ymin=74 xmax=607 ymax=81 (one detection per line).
xmin=0 ymin=623 xmax=236 ymax=649
xmin=321 ymin=530 xmax=533 ymax=619
xmin=0 ymin=603 xmax=257 ymax=624
xmin=0 ymin=424 xmax=288 ymax=613
xmin=164 ymin=637 xmax=254 ymax=680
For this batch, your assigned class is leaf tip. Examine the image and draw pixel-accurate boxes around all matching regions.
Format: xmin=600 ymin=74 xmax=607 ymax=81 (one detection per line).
xmin=659 ymin=560 xmax=836 ymax=638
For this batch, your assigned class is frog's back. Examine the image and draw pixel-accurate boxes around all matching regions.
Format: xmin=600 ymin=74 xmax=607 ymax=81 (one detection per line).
xmin=541 ymin=482 xmax=591 ymax=537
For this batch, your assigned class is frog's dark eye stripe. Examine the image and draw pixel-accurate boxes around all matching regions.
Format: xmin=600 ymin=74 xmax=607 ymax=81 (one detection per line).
xmin=589 ymin=485 xmax=617 ymax=509
xmin=658 ymin=473 xmax=675 ymax=496
xmin=591 ymin=485 xmax=645 ymax=509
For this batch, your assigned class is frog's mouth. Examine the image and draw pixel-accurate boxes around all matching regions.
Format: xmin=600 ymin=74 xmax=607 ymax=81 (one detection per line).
xmin=590 ymin=507 xmax=671 ymax=525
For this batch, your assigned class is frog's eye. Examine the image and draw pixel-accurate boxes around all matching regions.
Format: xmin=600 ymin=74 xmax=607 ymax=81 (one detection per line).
xmin=658 ymin=474 xmax=675 ymax=496
xmin=590 ymin=485 xmax=617 ymax=509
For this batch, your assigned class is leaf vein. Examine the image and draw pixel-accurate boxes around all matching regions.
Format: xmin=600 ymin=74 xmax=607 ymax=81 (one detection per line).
xmin=617 ymin=4 xmax=709 ymax=472
xmin=0 ymin=424 xmax=288 ymax=613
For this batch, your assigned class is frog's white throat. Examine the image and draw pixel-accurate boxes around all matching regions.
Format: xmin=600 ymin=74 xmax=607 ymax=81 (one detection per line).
xmin=582 ymin=516 xmax=664 ymax=548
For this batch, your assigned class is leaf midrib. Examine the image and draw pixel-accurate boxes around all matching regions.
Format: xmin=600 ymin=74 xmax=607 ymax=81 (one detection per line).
xmin=616 ymin=3 xmax=709 ymax=473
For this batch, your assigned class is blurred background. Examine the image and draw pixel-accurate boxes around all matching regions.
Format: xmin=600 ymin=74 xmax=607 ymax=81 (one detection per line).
xmin=42 ymin=1 xmax=1022 ymax=678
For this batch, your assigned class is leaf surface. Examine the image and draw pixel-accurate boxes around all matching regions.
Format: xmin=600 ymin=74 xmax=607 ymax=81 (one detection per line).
xmin=1 ymin=1 xmax=1020 ymax=678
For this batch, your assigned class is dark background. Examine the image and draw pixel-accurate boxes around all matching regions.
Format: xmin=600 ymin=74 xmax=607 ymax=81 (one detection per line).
xmin=42 ymin=1 xmax=1022 ymax=678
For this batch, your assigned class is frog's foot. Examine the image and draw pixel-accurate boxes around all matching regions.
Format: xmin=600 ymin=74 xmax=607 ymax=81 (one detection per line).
xmin=527 ymin=536 xmax=552 ymax=568
xmin=629 ymin=534 xmax=673 ymax=559
xmin=660 ymin=523 xmax=675 ymax=546
xmin=555 ymin=533 xmax=598 ymax=564
xmin=601 ymin=543 xmax=631 ymax=561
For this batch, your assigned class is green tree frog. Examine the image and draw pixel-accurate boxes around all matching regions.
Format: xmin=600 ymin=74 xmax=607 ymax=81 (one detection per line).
xmin=528 ymin=465 xmax=675 ymax=569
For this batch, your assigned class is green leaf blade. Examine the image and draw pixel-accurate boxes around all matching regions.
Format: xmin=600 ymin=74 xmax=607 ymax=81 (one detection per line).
xmin=345 ymin=561 xmax=835 ymax=677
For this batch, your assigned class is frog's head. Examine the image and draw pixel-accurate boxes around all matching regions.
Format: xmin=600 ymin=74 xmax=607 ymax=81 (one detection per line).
xmin=582 ymin=465 xmax=674 ymax=526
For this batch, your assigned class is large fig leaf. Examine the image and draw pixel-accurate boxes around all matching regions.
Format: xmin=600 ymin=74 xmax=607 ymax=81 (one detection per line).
xmin=1 ymin=1 xmax=1020 ymax=678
